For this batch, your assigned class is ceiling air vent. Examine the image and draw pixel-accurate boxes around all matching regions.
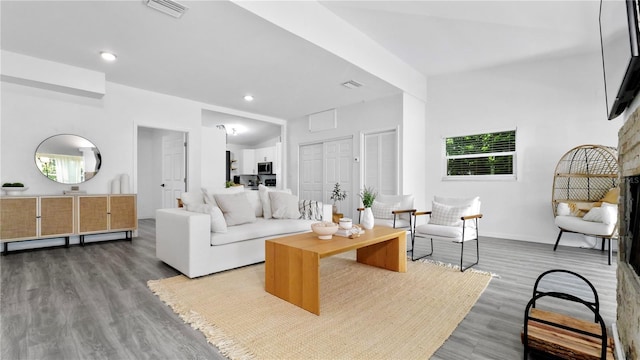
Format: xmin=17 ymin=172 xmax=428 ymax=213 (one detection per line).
xmin=145 ymin=0 xmax=188 ymax=18
xmin=341 ymin=80 xmax=363 ymax=89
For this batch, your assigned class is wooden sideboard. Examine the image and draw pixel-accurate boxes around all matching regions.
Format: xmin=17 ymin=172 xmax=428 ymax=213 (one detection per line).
xmin=0 ymin=194 xmax=137 ymax=254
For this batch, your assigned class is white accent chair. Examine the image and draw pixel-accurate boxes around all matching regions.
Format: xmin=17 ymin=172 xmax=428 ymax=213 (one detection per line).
xmin=412 ymin=196 xmax=482 ymax=272
xmin=357 ymin=194 xmax=415 ymax=249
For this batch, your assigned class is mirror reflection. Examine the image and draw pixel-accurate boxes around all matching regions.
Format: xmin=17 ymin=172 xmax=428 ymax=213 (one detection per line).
xmin=35 ymin=134 xmax=101 ymax=184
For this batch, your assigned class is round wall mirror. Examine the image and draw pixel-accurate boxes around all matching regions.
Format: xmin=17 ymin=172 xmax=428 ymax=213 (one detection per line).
xmin=35 ymin=134 xmax=101 ymax=184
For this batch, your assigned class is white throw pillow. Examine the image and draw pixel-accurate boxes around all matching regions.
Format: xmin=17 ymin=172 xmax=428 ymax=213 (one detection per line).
xmin=601 ymin=202 xmax=618 ymax=225
xmin=245 ymin=189 xmax=263 ymax=217
xmin=376 ymin=194 xmax=414 ymax=220
xmin=269 ymin=192 xmax=301 ymax=219
xmin=202 ymin=186 xmax=245 ymax=207
xmin=186 ymin=203 xmax=227 ymax=233
xmin=213 ymin=192 xmax=257 ymax=226
xmin=582 ymin=207 xmax=605 ymax=223
xmin=258 ymin=185 xmax=292 ymax=219
xmin=429 ymin=201 xmax=473 ymax=227
xmin=434 ymin=196 xmax=480 ymax=213
xmin=556 ymin=202 xmax=571 ymax=216
xmin=371 ymin=201 xmax=400 ymax=220
xmin=181 ymin=192 xmax=205 ymax=207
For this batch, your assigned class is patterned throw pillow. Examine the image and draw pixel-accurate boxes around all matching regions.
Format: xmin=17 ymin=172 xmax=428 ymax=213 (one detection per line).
xmin=371 ymin=201 xmax=400 ymax=220
xmin=428 ymin=201 xmax=472 ymax=227
xmin=299 ymin=200 xmax=323 ymax=221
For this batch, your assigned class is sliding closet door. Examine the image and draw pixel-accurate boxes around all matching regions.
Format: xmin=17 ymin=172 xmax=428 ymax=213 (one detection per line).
xmin=299 ymin=143 xmax=324 ymax=201
xmin=324 ymin=138 xmax=353 ymax=215
xmin=299 ymin=138 xmax=354 ymax=218
xmin=363 ymin=129 xmax=398 ymax=195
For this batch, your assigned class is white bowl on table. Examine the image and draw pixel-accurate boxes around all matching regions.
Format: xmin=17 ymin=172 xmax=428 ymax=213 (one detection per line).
xmin=311 ymin=221 xmax=339 ymax=240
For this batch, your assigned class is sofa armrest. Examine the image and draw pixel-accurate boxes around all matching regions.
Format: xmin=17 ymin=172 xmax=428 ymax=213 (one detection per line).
xmin=156 ymin=208 xmax=212 ymax=278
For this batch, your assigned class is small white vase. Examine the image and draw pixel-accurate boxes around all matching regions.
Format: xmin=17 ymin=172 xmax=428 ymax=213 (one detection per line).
xmin=120 ymin=174 xmax=130 ymax=194
xmin=362 ymin=207 xmax=374 ymax=230
xmin=111 ymin=179 xmax=121 ymax=194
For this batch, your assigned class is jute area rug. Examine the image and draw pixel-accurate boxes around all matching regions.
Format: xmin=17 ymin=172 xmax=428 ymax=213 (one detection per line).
xmin=148 ymin=252 xmax=491 ymax=360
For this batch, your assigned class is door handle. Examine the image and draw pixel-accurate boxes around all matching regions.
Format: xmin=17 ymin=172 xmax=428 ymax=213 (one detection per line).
xmin=160 ymin=184 xmax=165 ymax=187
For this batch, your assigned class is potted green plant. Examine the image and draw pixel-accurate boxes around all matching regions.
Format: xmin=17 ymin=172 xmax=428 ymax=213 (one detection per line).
xmin=359 ymin=186 xmax=377 ymax=229
xmin=330 ymin=182 xmax=347 ymax=214
xmin=2 ymin=182 xmax=28 ymax=196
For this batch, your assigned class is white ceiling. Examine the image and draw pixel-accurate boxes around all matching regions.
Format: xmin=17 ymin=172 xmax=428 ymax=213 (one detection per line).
xmin=1 ymin=0 xmax=603 ymax=142
xmin=320 ymin=1 xmax=602 ymax=77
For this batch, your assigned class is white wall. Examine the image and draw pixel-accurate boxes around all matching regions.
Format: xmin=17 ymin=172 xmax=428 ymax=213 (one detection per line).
xmin=287 ymin=94 xmax=403 ymax=203
xmin=1 ymin=60 xmax=279 ymax=247
xmin=424 ymin=50 xmax=623 ymax=246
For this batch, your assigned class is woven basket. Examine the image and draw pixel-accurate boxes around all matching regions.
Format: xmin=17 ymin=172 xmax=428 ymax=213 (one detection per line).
xmin=552 ymin=145 xmax=619 ymax=216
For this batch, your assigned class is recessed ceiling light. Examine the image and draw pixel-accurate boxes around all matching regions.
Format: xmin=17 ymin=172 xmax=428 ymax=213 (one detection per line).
xmin=100 ymin=51 xmax=117 ymax=62
xmin=244 ymin=95 xmax=254 ymax=102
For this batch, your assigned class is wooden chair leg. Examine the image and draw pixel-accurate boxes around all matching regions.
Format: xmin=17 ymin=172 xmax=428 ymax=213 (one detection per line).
xmin=553 ymin=230 xmax=564 ymax=251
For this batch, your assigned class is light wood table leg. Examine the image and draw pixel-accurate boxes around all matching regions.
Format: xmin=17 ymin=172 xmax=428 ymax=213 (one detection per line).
xmin=265 ymin=242 xmax=321 ymax=315
xmin=356 ymin=232 xmax=407 ymax=272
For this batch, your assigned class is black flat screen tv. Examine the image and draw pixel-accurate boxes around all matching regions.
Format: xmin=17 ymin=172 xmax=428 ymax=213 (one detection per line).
xmin=600 ymin=0 xmax=640 ymax=120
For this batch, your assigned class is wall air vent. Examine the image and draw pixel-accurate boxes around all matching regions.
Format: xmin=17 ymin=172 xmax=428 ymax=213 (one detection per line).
xmin=341 ymin=80 xmax=363 ymax=89
xmin=145 ymin=0 xmax=188 ymax=18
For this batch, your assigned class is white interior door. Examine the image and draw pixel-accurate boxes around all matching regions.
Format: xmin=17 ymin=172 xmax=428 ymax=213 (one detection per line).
xmin=299 ymin=143 xmax=324 ymax=201
xmin=161 ymin=133 xmax=186 ymax=208
xmin=324 ymin=138 xmax=353 ymax=217
xmin=364 ymin=129 xmax=398 ymax=195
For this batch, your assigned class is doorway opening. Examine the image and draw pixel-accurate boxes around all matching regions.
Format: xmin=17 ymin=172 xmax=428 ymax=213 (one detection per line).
xmin=137 ymin=127 xmax=187 ymax=219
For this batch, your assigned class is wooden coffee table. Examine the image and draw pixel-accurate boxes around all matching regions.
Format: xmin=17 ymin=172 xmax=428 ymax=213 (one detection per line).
xmin=265 ymin=226 xmax=406 ymax=315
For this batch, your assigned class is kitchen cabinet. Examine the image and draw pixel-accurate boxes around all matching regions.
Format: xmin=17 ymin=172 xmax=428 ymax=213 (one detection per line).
xmin=241 ymin=149 xmax=256 ymax=174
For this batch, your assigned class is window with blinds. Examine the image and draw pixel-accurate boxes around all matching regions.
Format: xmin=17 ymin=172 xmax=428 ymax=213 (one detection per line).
xmin=444 ymin=130 xmax=516 ymax=179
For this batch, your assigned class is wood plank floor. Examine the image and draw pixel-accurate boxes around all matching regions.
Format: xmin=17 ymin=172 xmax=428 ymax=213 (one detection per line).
xmin=1 ymin=220 xmax=617 ymax=359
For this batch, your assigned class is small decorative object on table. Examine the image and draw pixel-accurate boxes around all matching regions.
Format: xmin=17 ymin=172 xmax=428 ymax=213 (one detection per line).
xmin=359 ymin=186 xmax=377 ymax=230
xmin=330 ymin=182 xmax=347 ymax=214
xmin=2 ymin=182 xmax=28 ymax=196
xmin=339 ymin=217 xmax=352 ymax=230
xmin=311 ymin=221 xmax=339 ymax=240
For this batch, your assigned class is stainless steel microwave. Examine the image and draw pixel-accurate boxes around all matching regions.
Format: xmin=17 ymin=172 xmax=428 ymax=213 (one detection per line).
xmin=257 ymin=162 xmax=272 ymax=175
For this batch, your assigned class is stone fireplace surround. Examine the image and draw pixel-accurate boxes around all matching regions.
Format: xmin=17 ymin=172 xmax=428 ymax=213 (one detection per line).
xmin=617 ymin=106 xmax=640 ymax=360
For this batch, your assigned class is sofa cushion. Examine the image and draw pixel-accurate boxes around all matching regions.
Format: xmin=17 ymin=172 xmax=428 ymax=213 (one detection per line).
xmin=188 ymin=203 xmax=228 ymax=233
xmin=245 ymin=189 xmax=263 ymax=217
xmin=377 ymin=194 xmax=414 ymax=220
xmin=601 ymin=187 xmax=619 ymax=204
xmin=270 ymin=192 xmax=301 ymax=219
xmin=259 ymin=185 xmax=292 ymax=219
xmin=181 ymin=192 xmax=205 ymax=207
xmin=555 ymin=215 xmax=615 ymax=236
xmin=371 ymin=201 xmax=400 ymax=219
xmin=214 ymin=192 xmax=256 ymax=226
xmin=415 ymin=223 xmax=477 ymax=242
xmin=374 ymin=218 xmax=410 ymax=229
xmin=429 ymin=201 xmax=473 ymax=227
xmin=202 ymin=186 xmax=245 ymax=207
xmin=210 ymin=218 xmax=315 ymax=246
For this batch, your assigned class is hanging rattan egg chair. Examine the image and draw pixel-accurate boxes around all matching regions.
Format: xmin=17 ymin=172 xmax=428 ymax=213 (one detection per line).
xmin=551 ymin=144 xmax=620 ymax=264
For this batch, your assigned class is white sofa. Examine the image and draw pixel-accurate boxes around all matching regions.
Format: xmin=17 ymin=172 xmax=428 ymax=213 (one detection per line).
xmin=156 ymin=185 xmax=332 ymax=278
